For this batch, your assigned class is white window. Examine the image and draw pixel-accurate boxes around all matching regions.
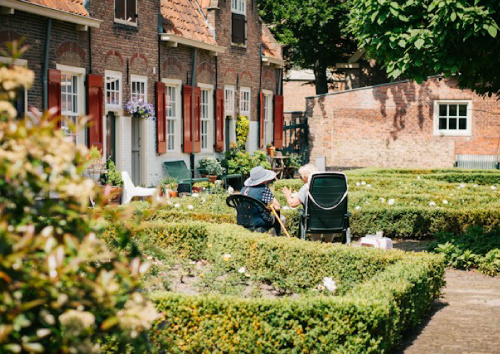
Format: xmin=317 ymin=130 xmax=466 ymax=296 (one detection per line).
xmin=225 ymin=86 xmax=235 ymax=117
xmin=105 ymin=71 xmax=122 ymax=109
xmin=57 ymin=64 xmax=85 ymax=145
xmin=163 ymin=79 xmax=182 ymax=152
xmin=240 ymin=87 xmax=251 ymax=118
xmin=263 ymin=92 xmax=273 ymax=145
xmin=131 ymin=75 xmax=147 ymax=102
xmin=201 ymin=89 xmax=210 ymax=150
xmin=0 ymin=57 xmax=28 ymax=119
xmin=114 ymin=0 xmax=137 ymax=25
xmin=433 ymin=100 xmax=472 ymax=136
xmin=231 ymin=0 xmax=245 ymax=14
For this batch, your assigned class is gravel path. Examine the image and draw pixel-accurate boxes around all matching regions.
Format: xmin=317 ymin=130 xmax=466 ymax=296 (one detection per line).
xmin=396 ymin=269 xmax=500 ymax=354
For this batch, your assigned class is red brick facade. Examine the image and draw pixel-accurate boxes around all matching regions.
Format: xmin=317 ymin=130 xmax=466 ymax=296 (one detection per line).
xmin=306 ymin=78 xmax=500 ymax=169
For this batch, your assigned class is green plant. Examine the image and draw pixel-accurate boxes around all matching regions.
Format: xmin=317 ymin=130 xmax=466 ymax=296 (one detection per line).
xmin=106 ymin=160 xmax=124 ymax=187
xmin=285 ymin=153 xmax=302 ymax=170
xmin=0 ymin=44 xmax=158 ymax=353
xmin=160 ymin=177 xmax=178 ymax=192
xmin=198 ymin=157 xmax=225 ymax=176
xmin=236 ymin=115 xmax=250 ymax=146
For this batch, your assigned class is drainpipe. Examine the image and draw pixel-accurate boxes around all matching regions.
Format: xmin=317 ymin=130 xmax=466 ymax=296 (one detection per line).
xmin=158 ymin=13 xmax=162 ymax=80
xmin=190 ymin=48 xmax=198 ymax=174
xmin=42 ymin=18 xmax=52 ymax=110
xmin=258 ymin=43 xmax=263 ymax=149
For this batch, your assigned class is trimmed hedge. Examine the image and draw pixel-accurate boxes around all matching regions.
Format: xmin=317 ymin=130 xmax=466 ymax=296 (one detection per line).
xmin=123 ymin=223 xmax=445 ymax=353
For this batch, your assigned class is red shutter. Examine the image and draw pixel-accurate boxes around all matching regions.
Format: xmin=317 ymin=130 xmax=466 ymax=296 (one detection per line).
xmin=259 ymin=92 xmax=265 ymax=148
xmin=193 ymin=86 xmax=201 ymax=153
xmin=183 ymin=85 xmax=193 ymax=153
xmin=273 ymin=95 xmax=284 ymax=149
xmin=87 ymin=74 xmax=104 ymax=151
xmin=215 ymin=89 xmax=224 ymax=152
xmin=156 ymin=82 xmax=167 ymax=154
xmin=47 ymin=69 xmax=61 ymax=128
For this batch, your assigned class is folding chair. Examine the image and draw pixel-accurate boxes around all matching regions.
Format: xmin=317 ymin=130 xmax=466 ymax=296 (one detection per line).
xmin=226 ymin=194 xmax=274 ymax=233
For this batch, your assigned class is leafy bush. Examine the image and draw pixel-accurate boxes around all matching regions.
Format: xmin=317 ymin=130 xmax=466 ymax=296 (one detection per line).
xmin=0 ymin=46 xmax=157 ymax=353
xmin=101 ymin=160 xmax=124 ymax=187
xmin=198 ymin=157 xmax=225 ymax=176
xmin=236 ymin=115 xmax=250 ymax=145
xmin=427 ymin=227 xmax=500 ymax=275
xmin=222 ymin=145 xmax=272 ymax=178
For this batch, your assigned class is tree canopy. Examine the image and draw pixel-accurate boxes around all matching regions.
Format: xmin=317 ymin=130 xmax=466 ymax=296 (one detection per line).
xmin=259 ymin=0 xmax=356 ymax=94
xmin=349 ymin=0 xmax=500 ymax=96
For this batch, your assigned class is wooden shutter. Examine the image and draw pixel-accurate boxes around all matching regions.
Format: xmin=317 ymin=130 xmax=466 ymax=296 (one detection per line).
xmin=48 ymin=68 xmax=61 ymax=128
xmin=259 ymin=92 xmax=265 ymax=148
xmin=273 ymin=95 xmax=284 ymax=149
xmin=193 ymin=86 xmax=201 ymax=153
xmin=87 ymin=74 xmax=104 ymax=151
xmin=115 ymin=0 xmax=125 ymax=20
xmin=214 ymin=89 xmax=225 ymax=152
xmin=126 ymin=0 xmax=137 ymax=22
xmin=183 ymin=85 xmax=193 ymax=153
xmin=156 ymin=82 xmax=166 ymax=154
xmin=232 ymin=13 xmax=245 ymax=44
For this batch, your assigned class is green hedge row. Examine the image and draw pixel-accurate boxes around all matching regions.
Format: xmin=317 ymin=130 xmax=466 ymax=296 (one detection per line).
xmin=129 ymin=223 xmax=445 ymax=353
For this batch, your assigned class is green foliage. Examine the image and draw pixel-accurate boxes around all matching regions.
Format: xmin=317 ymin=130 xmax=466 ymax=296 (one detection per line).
xmin=236 ymin=115 xmax=250 ymax=146
xmin=197 ymin=157 xmax=225 ymax=176
xmin=102 ymin=160 xmax=124 ymax=187
xmin=160 ymin=177 xmax=178 ymax=192
xmin=349 ymin=0 xmax=500 ymax=96
xmin=222 ymin=145 xmax=272 ymax=178
xmin=427 ymin=227 xmax=500 ymax=275
xmin=88 ymin=146 xmax=102 ymax=161
xmin=284 ymin=153 xmax=302 ymax=170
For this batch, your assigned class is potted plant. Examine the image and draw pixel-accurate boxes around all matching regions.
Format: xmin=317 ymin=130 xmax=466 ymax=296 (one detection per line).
xmin=126 ymin=98 xmax=156 ymax=120
xmin=192 ymin=182 xmax=203 ymax=193
xmin=84 ymin=146 xmax=106 ymax=180
xmin=266 ymin=143 xmax=276 ymax=157
xmin=161 ymin=177 xmax=178 ymax=198
xmin=198 ymin=157 xmax=225 ymax=183
xmin=100 ymin=160 xmax=123 ymax=204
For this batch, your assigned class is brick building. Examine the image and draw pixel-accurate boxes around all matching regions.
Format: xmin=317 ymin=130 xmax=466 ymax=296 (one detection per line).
xmin=0 ymin=0 xmax=284 ymax=186
xmin=306 ymin=77 xmax=500 ymax=169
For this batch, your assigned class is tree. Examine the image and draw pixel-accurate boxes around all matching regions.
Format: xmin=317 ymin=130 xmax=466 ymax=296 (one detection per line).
xmin=259 ymin=0 xmax=357 ymax=94
xmin=349 ymin=0 xmax=500 ymax=96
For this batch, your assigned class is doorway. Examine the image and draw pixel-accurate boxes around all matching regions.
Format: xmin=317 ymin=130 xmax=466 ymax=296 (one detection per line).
xmin=105 ymin=112 xmax=116 ymax=164
xmin=131 ymin=118 xmax=141 ymax=185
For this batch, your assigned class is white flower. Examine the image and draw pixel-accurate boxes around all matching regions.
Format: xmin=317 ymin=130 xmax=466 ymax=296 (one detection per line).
xmin=365 ymin=201 xmax=370 ymax=205
xmin=322 ymin=277 xmax=337 ymax=293
xmin=282 ymin=206 xmax=290 ymax=210
xmin=443 ymin=200 xmax=448 ymax=204
xmin=174 ymin=203 xmax=180 ymax=208
xmin=417 ymin=176 xmax=421 ymax=180
xmin=379 ymin=197 xmax=386 ymax=203
xmin=355 ymin=206 xmax=361 ymax=210
xmin=367 ymin=184 xmax=371 ymax=188
xmin=192 ymin=193 xmax=199 ymax=198
xmin=356 ymin=182 xmax=360 ymax=186
xmin=492 ymin=186 xmax=497 ymax=190
xmin=460 ymin=183 xmax=466 ymax=188
xmin=450 ymin=194 xmax=454 ymax=196
xmin=429 ymin=201 xmax=436 ymax=207
xmin=361 ymin=181 xmax=366 ymax=185
xmin=201 ymin=198 xmax=206 ymax=204
xmin=317 ymin=284 xmax=325 ymax=291
xmin=238 ymin=267 xmax=246 ymax=273
xmin=388 ymin=199 xmax=395 ymax=205
xmin=166 ymin=200 xmax=172 ymax=205
xmin=188 ymin=205 xmax=194 ymax=210
xmin=473 ymin=184 xmax=478 ymax=188
xmin=223 ymin=254 xmax=231 ymax=262
xmin=228 ymin=186 xmax=234 ymax=194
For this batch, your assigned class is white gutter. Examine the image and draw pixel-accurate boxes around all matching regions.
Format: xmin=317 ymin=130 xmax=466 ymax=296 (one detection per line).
xmin=160 ymin=33 xmax=226 ymax=56
xmin=262 ymin=56 xmax=285 ymax=67
xmin=0 ymin=0 xmax=101 ymax=29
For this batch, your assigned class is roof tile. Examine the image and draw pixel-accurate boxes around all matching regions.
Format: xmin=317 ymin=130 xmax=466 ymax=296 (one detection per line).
xmin=22 ymin=0 xmax=89 ymax=17
xmin=262 ymin=23 xmax=282 ymax=61
xmin=161 ymin=0 xmax=216 ymax=46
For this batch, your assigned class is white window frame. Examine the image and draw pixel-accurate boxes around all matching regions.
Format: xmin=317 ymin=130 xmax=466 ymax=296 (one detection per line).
xmin=224 ymin=85 xmax=235 ymax=117
xmin=240 ymin=87 xmax=251 ymax=119
xmin=114 ymin=0 xmax=138 ymax=26
xmin=130 ymin=74 xmax=147 ymax=103
xmin=0 ymin=57 xmax=28 ymax=120
xmin=163 ymin=78 xmax=182 ymax=153
xmin=262 ymin=90 xmax=273 ymax=146
xmin=105 ymin=70 xmax=123 ymax=110
xmin=57 ymin=64 xmax=86 ymax=145
xmin=433 ymin=100 xmax=472 ymax=137
xmin=199 ymin=83 xmax=214 ymax=152
xmin=231 ymin=0 xmax=246 ymax=15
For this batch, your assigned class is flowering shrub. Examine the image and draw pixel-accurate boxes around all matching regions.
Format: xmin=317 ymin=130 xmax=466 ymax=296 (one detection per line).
xmin=198 ymin=157 xmax=225 ymax=176
xmin=236 ymin=115 xmax=250 ymax=146
xmin=126 ymin=98 xmax=155 ymax=120
xmin=0 ymin=44 xmax=158 ymax=353
xmin=221 ymin=145 xmax=271 ymax=178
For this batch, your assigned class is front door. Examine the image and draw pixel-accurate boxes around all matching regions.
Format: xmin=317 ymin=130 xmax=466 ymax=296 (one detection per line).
xmin=105 ymin=112 xmax=116 ymax=164
xmin=131 ymin=118 xmax=141 ymax=185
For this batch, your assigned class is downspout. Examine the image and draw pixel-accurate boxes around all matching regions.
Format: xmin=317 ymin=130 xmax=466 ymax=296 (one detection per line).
xmin=190 ymin=48 xmax=198 ymax=173
xmin=42 ymin=18 xmax=52 ymax=110
xmin=258 ymin=43 xmax=263 ymax=149
xmin=214 ymin=54 xmax=218 ymax=150
xmin=88 ymin=28 xmax=92 ymax=74
xmin=158 ymin=13 xmax=162 ymax=81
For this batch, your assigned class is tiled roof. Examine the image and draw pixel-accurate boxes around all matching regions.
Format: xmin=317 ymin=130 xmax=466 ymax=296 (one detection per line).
xmin=198 ymin=0 xmax=210 ymax=16
xmin=161 ymin=0 xmax=217 ymax=46
xmin=21 ymin=0 xmax=89 ymax=17
xmin=261 ymin=23 xmax=282 ymax=61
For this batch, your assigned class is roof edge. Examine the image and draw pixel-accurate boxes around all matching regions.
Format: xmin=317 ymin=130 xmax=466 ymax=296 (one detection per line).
xmin=305 ymin=79 xmax=413 ymax=99
xmin=160 ymin=33 xmax=226 ymax=54
xmin=0 ymin=0 xmax=102 ymax=28
xmin=262 ymin=56 xmax=284 ymax=67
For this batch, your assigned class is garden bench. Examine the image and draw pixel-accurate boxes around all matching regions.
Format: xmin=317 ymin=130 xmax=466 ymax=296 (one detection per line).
xmin=163 ymin=160 xmax=208 ymax=194
xmin=299 ymin=172 xmax=351 ymax=243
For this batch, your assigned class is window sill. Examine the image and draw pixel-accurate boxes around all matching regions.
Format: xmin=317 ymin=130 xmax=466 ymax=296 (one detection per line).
xmin=113 ymin=20 xmax=139 ymax=32
xmin=434 ymin=131 xmax=471 ymax=137
xmin=231 ymin=42 xmax=247 ymax=49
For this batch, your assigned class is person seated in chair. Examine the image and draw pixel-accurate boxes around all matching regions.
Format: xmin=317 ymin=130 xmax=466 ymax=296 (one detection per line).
xmin=241 ymin=166 xmax=283 ymax=235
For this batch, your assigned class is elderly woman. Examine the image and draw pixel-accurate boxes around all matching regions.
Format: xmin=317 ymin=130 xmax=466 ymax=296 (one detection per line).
xmin=282 ymin=164 xmax=318 ymax=208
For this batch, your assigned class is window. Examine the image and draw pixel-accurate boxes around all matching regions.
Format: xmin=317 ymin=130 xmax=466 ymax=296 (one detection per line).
xmin=57 ymin=64 xmax=85 ymax=144
xmin=231 ymin=0 xmax=245 ymax=14
xmin=0 ymin=57 xmax=28 ymax=119
xmin=115 ymin=0 xmax=137 ymax=24
xmin=166 ymin=86 xmax=177 ymax=151
xmin=131 ymin=75 xmax=147 ymax=102
xmin=231 ymin=0 xmax=246 ymax=44
xmin=433 ymin=100 xmax=472 ymax=136
xmin=225 ymin=86 xmax=235 ymax=117
xmin=201 ymin=89 xmax=210 ymax=150
xmin=263 ymin=93 xmax=273 ymax=145
xmin=105 ymin=71 xmax=122 ymax=109
xmin=240 ymin=87 xmax=251 ymax=117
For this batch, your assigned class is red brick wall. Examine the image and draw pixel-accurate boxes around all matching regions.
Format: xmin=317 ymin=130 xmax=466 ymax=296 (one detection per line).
xmin=283 ymin=80 xmax=316 ymax=113
xmin=306 ymin=78 xmax=500 ymax=168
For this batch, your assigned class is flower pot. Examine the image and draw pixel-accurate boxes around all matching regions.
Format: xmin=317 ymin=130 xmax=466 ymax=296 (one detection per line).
xmin=202 ymin=175 xmax=218 ymax=183
xmin=168 ymin=190 xmax=178 ymax=198
xmin=267 ymin=147 xmax=275 ymax=157
xmin=192 ymin=186 xmax=202 ymax=193
xmin=103 ymin=185 xmax=122 ymax=205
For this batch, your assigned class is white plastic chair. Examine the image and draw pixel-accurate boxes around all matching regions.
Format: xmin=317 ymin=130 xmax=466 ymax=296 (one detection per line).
xmin=121 ymin=171 xmax=158 ymax=204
